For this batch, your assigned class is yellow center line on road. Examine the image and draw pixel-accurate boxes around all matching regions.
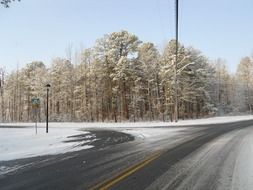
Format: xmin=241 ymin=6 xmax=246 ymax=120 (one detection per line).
xmin=89 ymin=151 xmax=163 ymax=190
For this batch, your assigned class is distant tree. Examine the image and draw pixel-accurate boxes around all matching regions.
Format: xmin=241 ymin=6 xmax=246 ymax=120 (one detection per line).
xmin=137 ymin=42 xmax=161 ymax=120
xmin=1 ymin=0 xmax=20 ymax=8
xmin=211 ymin=59 xmax=232 ymax=115
xmin=160 ymin=40 xmax=188 ymax=120
xmin=3 ymin=30 xmax=251 ymax=122
xmin=236 ymin=57 xmax=253 ymax=113
xmin=184 ymin=47 xmax=216 ymax=118
xmin=22 ymin=62 xmax=47 ymax=121
xmin=161 ymin=40 xmax=216 ymax=120
xmin=94 ymin=30 xmax=141 ymax=121
xmin=50 ymin=58 xmax=74 ymax=121
xmin=0 ymin=68 xmax=5 ymax=122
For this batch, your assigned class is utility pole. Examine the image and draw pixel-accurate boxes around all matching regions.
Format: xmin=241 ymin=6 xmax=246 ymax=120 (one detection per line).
xmin=46 ymin=84 xmax=51 ymax=133
xmin=174 ymin=0 xmax=179 ymax=122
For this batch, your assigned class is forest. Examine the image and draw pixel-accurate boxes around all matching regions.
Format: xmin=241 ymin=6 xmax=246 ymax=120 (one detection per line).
xmin=0 ymin=30 xmax=253 ymax=122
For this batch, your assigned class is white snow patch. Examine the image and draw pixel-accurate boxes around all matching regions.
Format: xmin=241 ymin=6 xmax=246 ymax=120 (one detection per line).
xmin=0 ymin=165 xmax=24 ymax=175
xmin=122 ymin=128 xmax=187 ymax=139
xmin=0 ymin=127 xmax=93 ymax=161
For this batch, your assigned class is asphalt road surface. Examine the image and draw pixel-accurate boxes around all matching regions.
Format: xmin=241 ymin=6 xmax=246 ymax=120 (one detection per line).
xmin=1 ymin=120 xmax=253 ymax=190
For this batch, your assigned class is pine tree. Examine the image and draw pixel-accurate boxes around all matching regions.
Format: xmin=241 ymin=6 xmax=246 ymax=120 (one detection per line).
xmin=236 ymin=57 xmax=253 ymax=113
xmin=3 ymin=30 xmax=252 ymax=122
xmin=50 ymin=58 xmax=74 ymax=121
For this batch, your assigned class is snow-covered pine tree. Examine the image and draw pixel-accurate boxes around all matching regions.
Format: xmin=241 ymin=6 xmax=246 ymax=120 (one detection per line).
xmin=236 ymin=57 xmax=253 ymax=113
xmin=3 ymin=30 xmax=252 ymax=122
xmin=50 ymin=58 xmax=74 ymax=121
xmin=137 ymin=42 xmax=161 ymax=120
xmin=211 ymin=59 xmax=234 ymax=115
xmin=95 ymin=30 xmax=141 ymax=121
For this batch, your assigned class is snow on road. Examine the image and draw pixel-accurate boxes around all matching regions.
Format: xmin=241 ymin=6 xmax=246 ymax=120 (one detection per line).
xmin=145 ymin=125 xmax=253 ymax=190
xmin=121 ymin=127 xmax=187 ymax=140
xmin=231 ymin=129 xmax=253 ymax=190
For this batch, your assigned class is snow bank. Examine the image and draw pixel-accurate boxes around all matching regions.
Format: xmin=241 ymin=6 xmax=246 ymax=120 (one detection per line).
xmin=1 ymin=115 xmax=253 ymax=129
xmin=0 ymin=127 xmax=93 ymax=161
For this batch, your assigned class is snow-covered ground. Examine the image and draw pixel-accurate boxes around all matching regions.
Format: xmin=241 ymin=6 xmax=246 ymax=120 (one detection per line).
xmin=0 ymin=127 xmax=93 ymax=161
xmin=1 ymin=115 xmax=253 ymax=129
xmin=1 ymin=115 xmax=253 ymax=162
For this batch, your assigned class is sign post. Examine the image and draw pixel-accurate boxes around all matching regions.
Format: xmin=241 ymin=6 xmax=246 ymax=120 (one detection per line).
xmin=31 ymin=98 xmax=40 ymax=134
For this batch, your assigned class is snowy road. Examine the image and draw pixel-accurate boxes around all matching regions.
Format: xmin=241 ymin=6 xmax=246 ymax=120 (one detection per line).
xmin=145 ymin=123 xmax=253 ymax=190
xmin=1 ymin=120 xmax=253 ymax=190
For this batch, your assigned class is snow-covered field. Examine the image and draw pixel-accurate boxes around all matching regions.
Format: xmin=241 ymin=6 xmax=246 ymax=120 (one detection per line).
xmin=1 ymin=115 xmax=253 ymax=162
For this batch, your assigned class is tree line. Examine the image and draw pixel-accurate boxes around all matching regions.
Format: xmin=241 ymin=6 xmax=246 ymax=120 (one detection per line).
xmin=0 ymin=30 xmax=253 ymax=122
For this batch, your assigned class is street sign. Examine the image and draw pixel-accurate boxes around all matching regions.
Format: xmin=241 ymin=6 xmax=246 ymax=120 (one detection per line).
xmin=32 ymin=98 xmax=40 ymax=109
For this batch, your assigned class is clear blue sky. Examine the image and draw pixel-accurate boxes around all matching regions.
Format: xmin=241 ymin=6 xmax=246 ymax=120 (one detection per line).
xmin=0 ymin=0 xmax=252 ymax=73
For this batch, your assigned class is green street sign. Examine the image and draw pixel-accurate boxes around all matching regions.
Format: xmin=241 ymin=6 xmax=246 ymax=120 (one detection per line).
xmin=32 ymin=98 xmax=40 ymax=109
